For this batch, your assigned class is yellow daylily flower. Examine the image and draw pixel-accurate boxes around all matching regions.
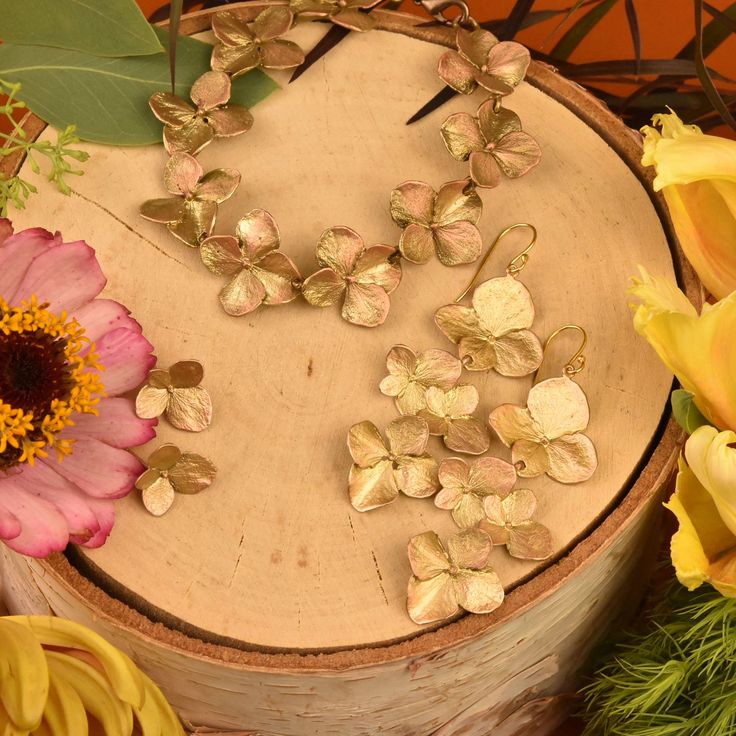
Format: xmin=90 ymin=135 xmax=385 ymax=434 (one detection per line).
xmin=641 ymin=109 xmax=736 ymax=299
xmin=629 ymin=267 xmax=736 ymax=431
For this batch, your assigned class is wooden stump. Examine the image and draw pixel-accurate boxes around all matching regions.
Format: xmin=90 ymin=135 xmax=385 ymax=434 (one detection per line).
xmin=0 ymin=6 xmax=696 ymax=734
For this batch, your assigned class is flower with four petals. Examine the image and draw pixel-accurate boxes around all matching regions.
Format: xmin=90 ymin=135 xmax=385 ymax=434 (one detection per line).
xmin=379 ymin=344 xmax=462 ymax=415
xmin=435 ymin=274 xmax=543 ymax=375
xmin=479 ymin=489 xmax=553 ymax=560
xmin=135 ymin=361 xmax=213 ymax=432
xmin=438 ymin=28 xmax=530 ymax=97
xmin=489 ymin=376 xmax=597 ymax=483
xmin=135 ymin=444 xmax=217 ymax=517
xmin=302 ymin=226 xmax=401 ymax=327
xmin=290 ymin=0 xmax=381 ymax=32
xmin=434 ymin=456 xmax=516 ymax=528
xmin=389 ymin=179 xmax=483 ymax=266
xmin=211 ymin=7 xmax=305 ymax=77
xmin=140 ymin=153 xmax=241 ymax=246
xmin=347 ymin=416 xmax=439 ymax=512
xmin=149 ymin=71 xmax=254 ymax=156
xmin=406 ymin=528 xmax=504 ymax=624
xmin=441 ymin=103 xmax=541 ymax=189
xmin=200 ymin=209 xmax=302 ymax=316
xmin=419 ymin=385 xmax=489 ymax=455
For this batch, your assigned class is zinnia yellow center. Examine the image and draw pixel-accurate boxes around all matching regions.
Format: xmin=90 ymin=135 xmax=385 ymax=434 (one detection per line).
xmin=0 ymin=295 xmax=105 ymax=469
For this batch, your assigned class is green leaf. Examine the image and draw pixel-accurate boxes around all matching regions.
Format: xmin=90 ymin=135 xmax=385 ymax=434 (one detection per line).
xmin=0 ymin=30 xmax=279 ymax=146
xmin=551 ymin=0 xmax=619 ymax=61
xmin=1 ymin=0 xmax=164 ymax=57
xmin=671 ymin=389 xmax=710 ymax=435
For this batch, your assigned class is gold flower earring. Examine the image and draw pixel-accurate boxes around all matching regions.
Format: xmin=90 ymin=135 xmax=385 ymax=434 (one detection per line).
xmin=489 ymin=324 xmax=598 ymax=484
xmin=434 ymin=223 xmax=544 ymax=376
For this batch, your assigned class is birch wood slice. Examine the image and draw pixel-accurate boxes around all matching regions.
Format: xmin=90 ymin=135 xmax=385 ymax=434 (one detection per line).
xmin=1 ymin=5 xmax=696 ymax=735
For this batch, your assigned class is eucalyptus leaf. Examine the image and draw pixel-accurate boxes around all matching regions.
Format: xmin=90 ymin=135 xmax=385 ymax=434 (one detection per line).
xmin=671 ymin=389 xmax=710 ymax=435
xmin=1 ymin=0 xmax=164 ymax=57
xmin=0 ymin=31 xmax=279 ymax=146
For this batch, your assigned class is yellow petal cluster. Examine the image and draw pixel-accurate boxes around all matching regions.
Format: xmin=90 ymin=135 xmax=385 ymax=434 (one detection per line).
xmin=641 ymin=109 xmax=736 ymax=299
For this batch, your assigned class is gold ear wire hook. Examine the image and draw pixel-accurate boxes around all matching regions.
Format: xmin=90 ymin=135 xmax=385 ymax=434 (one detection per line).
xmin=454 ymin=223 xmax=537 ymax=303
xmin=537 ymin=324 xmax=588 ymax=381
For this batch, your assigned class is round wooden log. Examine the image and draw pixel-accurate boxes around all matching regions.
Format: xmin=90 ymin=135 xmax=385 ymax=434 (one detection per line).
xmin=0 ymin=5 xmax=696 ymax=734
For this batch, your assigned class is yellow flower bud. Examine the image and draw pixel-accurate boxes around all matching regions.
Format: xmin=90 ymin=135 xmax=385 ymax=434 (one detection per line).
xmin=641 ymin=109 xmax=736 ymax=299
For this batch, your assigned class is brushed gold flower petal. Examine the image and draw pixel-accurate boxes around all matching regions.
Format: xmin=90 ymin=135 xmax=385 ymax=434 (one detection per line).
xmin=252 ymin=6 xmax=294 ymax=41
xmin=395 ymin=382 xmax=429 ymax=416
xmin=477 ymin=103 xmax=521 ymax=142
xmin=473 ymin=456 xmax=517 ymax=496
xmin=434 ymin=220 xmax=483 ymax=266
xmin=512 ymin=438 xmax=551 ymax=478
xmin=135 ymin=385 xmax=169 ymax=419
xmin=148 ymin=368 xmax=171 ymax=388
xmin=316 ymin=226 xmax=364 ymax=276
xmin=149 ymin=92 xmax=195 ymax=126
xmin=456 ymin=27 xmax=498 ymax=68
xmin=408 ymin=530 xmax=450 ymax=579
xmin=441 ymin=113 xmax=485 ymax=161
xmin=235 ymin=209 xmax=280 ymax=260
xmin=430 ymin=384 xmax=479 ymax=418
xmin=437 ymin=456 xmax=469 ymax=489
xmin=220 ymin=268 xmax=267 ymax=316
xmin=434 ymin=180 xmax=482 ymax=226
xmin=168 ymin=360 xmax=204 ymax=389
xmin=452 ymin=568 xmax=504 ymax=614
xmin=399 ymin=224 xmax=434 ymax=264
xmin=332 ymin=7 xmax=375 ymax=31
xmin=147 ymin=444 xmax=182 ymax=470
xmin=168 ymin=200 xmax=217 ymax=247
xmin=164 ymin=152 xmax=202 ymax=196
xmin=469 ymin=150 xmax=502 ymax=189
xmin=141 ymin=476 xmax=175 ymax=517
xmin=486 ymin=41 xmax=531 ymax=88
xmin=191 ymin=70 xmax=231 ymax=109
xmin=396 ymin=455 xmax=439 ymax=498
xmin=385 ymin=415 xmax=429 ymax=456
xmin=417 ymin=410 xmax=447 ymax=436
xmin=472 ymin=275 xmax=535 ymax=336
xmin=342 ymin=282 xmax=391 ymax=327
xmin=289 ymin=0 xmax=331 ymax=17
xmin=458 ymin=335 xmax=497 ymax=371
xmin=506 ymin=522 xmax=553 ymax=560
xmin=260 ymin=40 xmax=305 ymax=70
xmin=447 ymin=527 xmax=492 ymax=569
xmin=438 ymin=51 xmax=478 ymax=95
xmin=434 ymin=485 xmax=463 ymax=510
xmin=352 ymin=245 xmax=401 ymax=292
xmin=301 ymin=268 xmax=346 ymax=307
xmin=472 ymin=72 xmax=514 ymax=97
xmin=493 ymin=330 xmax=543 ymax=377
xmin=168 ymin=452 xmax=217 ymax=494
xmin=385 ymin=344 xmax=416 ymax=379
xmin=212 ymin=10 xmax=255 ymax=45
xmin=163 ymin=118 xmax=214 ymax=156
xmin=207 ymin=107 xmax=254 ymax=138
xmin=407 ymin=573 xmax=458 ymax=624
xmin=445 ymin=416 xmax=490 ymax=455
xmin=451 ymin=493 xmax=486 ymax=528
xmin=435 ymin=304 xmax=481 ymax=344
xmin=349 ymin=461 xmax=398 ymax=511
xmin=135 ymin=467 xmax=160 ymax=491
xmin=200 ymin=235 xmax=243 ymax=276
xmin=140 ymin=197 xmax=186 ymax=224
xmin=195 ymin=168 xmax=241 ymax=203
xmin=479 ymin=496 xmax=508 ymax=544
xmin=546 ymin=434 xmax=597 ymax=483
xmin=503 ymin=488 xmax=537 ymax=524
xmin=165 ymin=387 xmax=213 ymax=432
xmin=489 ymin=404 xmax=540 ymax=446
xmin=379 ymin=374 xmax=406 ymax=398
xmin=347 ymin=420 xmax=389 ymax=467
xmin=212 ymin=43 xmax=261 ymax=77
xmin=493 ymin=132 xmax=542 ymax=179
xmin=527 ymin=377 xmax=590 ymax=438
xmin=254 ymin=253 xmax=301 ymax=304
xmin=413 ymin=349 xmax=462 ymax=389
xmin=390 ymin=181 xmax=435 ymax=227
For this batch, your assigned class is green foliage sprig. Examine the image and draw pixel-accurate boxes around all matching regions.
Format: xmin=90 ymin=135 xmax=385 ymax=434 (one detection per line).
xmin=581 ymin=581 xmax=736 ymax=736
xmin=0 ymin=80 xmax=88 ymax=217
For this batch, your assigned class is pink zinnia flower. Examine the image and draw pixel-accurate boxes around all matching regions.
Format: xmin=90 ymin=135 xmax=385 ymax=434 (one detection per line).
xmin=0 ymin=219 xmax=156 ymax=557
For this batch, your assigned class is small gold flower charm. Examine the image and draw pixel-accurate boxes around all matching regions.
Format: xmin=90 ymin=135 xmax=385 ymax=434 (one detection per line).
xmin=347 ymin=416 xmax=439 ymax=512
xmin=389 ymin=180 xmax=482 ymax=266
xmin=438 ymin=28 xmax=530 ymax=97
xmin=379 ymin=345 xmax=462 ymax=415
xmin=480 ymin=490 xmax=553 ymax=560
xmin=140 ymin=153 xmax=240 ymax=246
xmin=200 ymin=209 xmax=301 ymax=316
xmin=418 ymin=385 xmax=490 ymax=455
xmin=407 ymin=528 xmax=504 ymax=624
xmin=434 ymin=274 xmax=543 ymax=376
xmin=149 ymin=71 xmax=254 ymax=156
xmin=441 ymin=103 xmax=541 ymax=189
xmin=135 ymin=444 xmax=217 ymax=517
xmin=290 ymin=0 xmax=382 ymax=32
xmin=136 ymin=361 xmax=213 ymax=432
xmin=489 ymin=376 xmax=597 ymax=483
xmin=211 ymin=7 xmax=305 ymax=77
xmin=302 ymin=226 xmax=402 ymax=328
xmin=434 ymin=456 xmax=516 ymax=528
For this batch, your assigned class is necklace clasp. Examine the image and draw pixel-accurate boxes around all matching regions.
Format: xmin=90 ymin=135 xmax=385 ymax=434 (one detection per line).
xmin=413 ymin=0 xmax=475 ymax=28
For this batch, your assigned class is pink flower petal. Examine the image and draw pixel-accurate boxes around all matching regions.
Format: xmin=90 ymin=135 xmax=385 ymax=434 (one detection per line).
xmin=74 ymin=299 xmax=143 ymax=343
xmin=0 ymin=226 xmax=58 ymax=297
xmin=0 ymin=218 xmax=13 ymax=245
xmin=94 ymin=328 xmax=155 ymax=396
xmin=11 ymin=242 xmax=106 ymax=312
xmin=76 ymin=498 xmax=115 ymax=548
xmin=42 ymin=438 xmax=144 ymax=499
xmin=62 ymin=398 xmax=157 ymax=448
